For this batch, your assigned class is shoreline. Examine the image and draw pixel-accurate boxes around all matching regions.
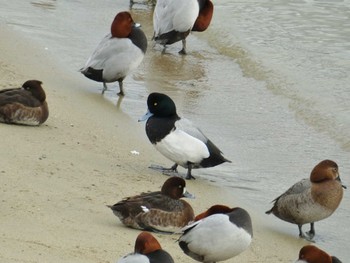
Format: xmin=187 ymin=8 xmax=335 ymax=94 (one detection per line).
xmin=0 ymin=24 xmax=308 ymax=262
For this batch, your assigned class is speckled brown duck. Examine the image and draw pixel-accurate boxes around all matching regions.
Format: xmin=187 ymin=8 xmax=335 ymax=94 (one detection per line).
xmin=108 ymin=176 xmax=195 ymax=233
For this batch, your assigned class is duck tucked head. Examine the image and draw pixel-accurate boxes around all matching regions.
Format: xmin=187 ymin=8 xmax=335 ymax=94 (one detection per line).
xmin=310 ymin=160 xmax=341 ymax=183
xmin=22 ymin=80 xmax=46 ymax=102
xmin=195 ymin=205 xmax=234 ymax=221
xmin=111 ymin=12 xmax=134 ymax=38
xmin=297 ymin=245 xmax=332 ymax=263
xmin=147 ymin=93 xmax=177 ymax=118
xmin=161 ymin=176 xmax=194 ymax=199
xmin=134 ymin=232 xmax=161 ymax=254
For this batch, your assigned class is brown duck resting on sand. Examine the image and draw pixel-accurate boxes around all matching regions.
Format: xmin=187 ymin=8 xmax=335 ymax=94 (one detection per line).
xmin=0 ymin=80 xmax=49 ymax=125
xmin=107 ymin=176 xmax=195 ymax=233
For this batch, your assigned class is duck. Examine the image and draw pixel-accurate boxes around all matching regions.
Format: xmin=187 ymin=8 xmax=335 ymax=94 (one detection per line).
xmin=139 ymin=92 xmax=231 ymax=180
xmin=117 ymin=231 xmax=174 ymax=263
xmin=153 ymin=0 xmax=213 ymax=54
xmin=107 ymin=176 xmax=195 ymax=233
xmin=0 ymin=80 xmax=49 ymax=125
xmin=80 ymin=11 xmax=147 ymax=96
xmin=178 ymin=205 xmax=253 ymax=263
xmin=266 ymin=160 xmax=346 ymax=240
xmin=295 ymin=245 xmax=342 ymax=263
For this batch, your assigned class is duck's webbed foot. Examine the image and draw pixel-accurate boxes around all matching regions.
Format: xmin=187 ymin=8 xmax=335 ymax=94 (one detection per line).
xmin=161 ymin=45 xmax=167 ymax=54
xmin=298 ymin=224 xmax=304 ymax=238
xmin=179 ymin=39 xmax=187 ymax=55
xmin=305 ymin=222 xmax=315 ymax=240
xmin=185 ymin=164 xmax=196 ymax=180
xmin=162 ymin=163 xmax=179 ymax=174
xmin=102 ymin=82 xmax=108 ymax=94
xmin=117 ymin=81 xmax=125 ymax=96
xmin=149 ymin=163 xmax=179 ymax=176
xmin=298 ymin=223 xmax=315 ymax=242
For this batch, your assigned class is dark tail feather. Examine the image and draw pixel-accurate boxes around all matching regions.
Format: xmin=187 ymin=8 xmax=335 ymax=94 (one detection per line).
xmin=107 ymin=204 xmax=130 ymax=219
xmin=200 ymin=139 xmax=231 ymax=168
xmin=154 ymin=30 xmax=190 ymax=45
xmin=81 ymin=67 xmax=104 ymax=82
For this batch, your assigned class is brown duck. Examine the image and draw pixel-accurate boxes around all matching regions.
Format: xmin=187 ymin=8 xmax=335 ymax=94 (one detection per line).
xmin=0 ymin=80 xmax=48 ymax=125
xmin=108 ymin=176 xmax=195 ymax=233
xmin=266 ymin=160 xmax=346 ymax=240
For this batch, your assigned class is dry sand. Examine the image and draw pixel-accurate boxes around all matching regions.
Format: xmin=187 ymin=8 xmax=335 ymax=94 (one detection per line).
xmin=0 ymin=24 xmax=308 ymax=262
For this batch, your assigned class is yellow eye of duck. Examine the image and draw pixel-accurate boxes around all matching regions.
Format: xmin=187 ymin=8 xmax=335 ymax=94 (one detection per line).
xmin=154 ymin=102 xmax=157 ymax=106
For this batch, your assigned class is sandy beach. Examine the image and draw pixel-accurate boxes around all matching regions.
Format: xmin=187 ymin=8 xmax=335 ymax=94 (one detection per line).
xmin=0 ymin=24 xmax=310 ymax=262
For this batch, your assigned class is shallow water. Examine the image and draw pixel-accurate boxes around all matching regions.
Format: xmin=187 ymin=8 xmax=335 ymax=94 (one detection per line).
xmin=1 ymin=0 xmax=350 ymax=260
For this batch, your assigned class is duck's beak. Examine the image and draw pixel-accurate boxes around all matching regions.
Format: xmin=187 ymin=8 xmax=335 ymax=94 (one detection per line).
xmin=337 ymin=176 xmax=347 ymax=189
xmin=138 ymin=110 xmax=153 ymax=122
xmin=183 ymin=188 xmax=195 ymax=199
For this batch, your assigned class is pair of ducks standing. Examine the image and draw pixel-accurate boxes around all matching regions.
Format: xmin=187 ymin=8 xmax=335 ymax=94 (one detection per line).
xmin=81 ymin=0 xmax=214 ymax=96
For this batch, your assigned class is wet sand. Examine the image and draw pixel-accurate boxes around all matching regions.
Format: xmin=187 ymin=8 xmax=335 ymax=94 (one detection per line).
xmin=0 ymin=24 xmax=308 ymax=262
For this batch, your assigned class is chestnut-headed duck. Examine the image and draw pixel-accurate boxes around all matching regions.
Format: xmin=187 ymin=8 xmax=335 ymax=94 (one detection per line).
xmin=178 ymin=205 xmax=253 ymax=263
xmin=266 ymin=160 xmax=346 ymax=240
xmin=107 ymin=176 xmax=195 ymax=233
xmin=153 ymin=0 xmax=213 ymax=54
xmin=139 ymin=92 xmax=231 ymax=180
xmin=81 ymin=12 xmax=147 ymax=96
xmin=295 ymin=245 xmax=342 ymax=263
xmin=117 ymin=231 xmax=174 ymax=263
xmin=0 ymin=80 xmax=48 ymax=126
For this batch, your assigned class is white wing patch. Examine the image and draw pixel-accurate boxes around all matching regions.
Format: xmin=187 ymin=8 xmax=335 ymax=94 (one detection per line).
xmin=155 ymin=128 xmax=209 ymax=167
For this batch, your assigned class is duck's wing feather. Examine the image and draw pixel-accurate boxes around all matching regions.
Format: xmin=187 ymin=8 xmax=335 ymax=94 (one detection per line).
xmin=0 ymin=88 xmax=22 ymax=94
xmin=153 ymin=0 xmax=199 ymax=36
xmin=273 ymin=178 xmax=311 ymax=202
xmin=175 ymin=118 xmax=208 ymax=143
xmin=153 ymin=0 xmax=174 ymax=36
xmin=0 ymin=89 xmax=41 ymax=107
xmin=82 ymin=34 xmax=134 ymax=70
xmin=175 ymin=118 xmax=230 ymax=164
xmin=110 ymin=191 xmax=180 ymax=216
